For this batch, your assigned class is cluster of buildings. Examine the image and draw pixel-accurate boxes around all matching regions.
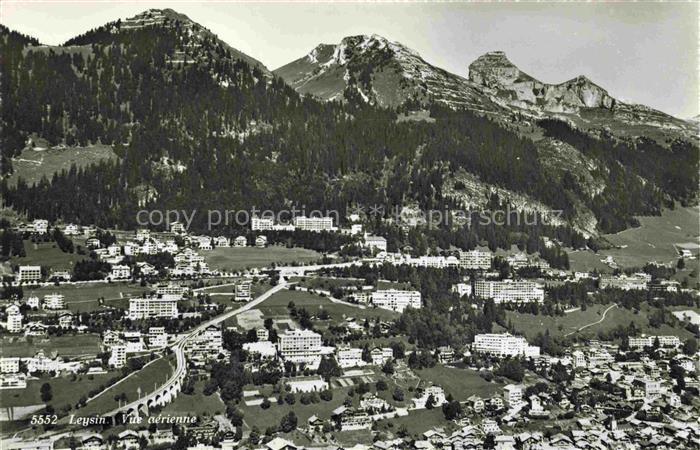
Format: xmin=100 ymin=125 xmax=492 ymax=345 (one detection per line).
xmin=1 ymin=350 xmax=85 ymax=390
xmin=599 ymin=273 xmax=651 ymax=291
xmin=103 ymin=327 xmax=173 ymax=368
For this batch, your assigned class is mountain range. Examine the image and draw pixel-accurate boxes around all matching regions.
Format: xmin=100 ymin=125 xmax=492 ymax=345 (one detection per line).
xmin=1 ymin=8 xmax=698 ymax=242
xmin=275 ymin=35 xmax=696 ymax=142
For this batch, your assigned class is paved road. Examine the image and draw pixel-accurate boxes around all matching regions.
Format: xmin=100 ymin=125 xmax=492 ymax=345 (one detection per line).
xmin=99 ymin=260 xmax=364 ymax=417
xmin=564 ymin=304 xmax=618 ymax=337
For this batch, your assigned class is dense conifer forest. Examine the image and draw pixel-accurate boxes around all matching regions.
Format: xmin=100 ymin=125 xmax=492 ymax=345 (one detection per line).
xmin=1 ymin=18 xmax=697 ymax=237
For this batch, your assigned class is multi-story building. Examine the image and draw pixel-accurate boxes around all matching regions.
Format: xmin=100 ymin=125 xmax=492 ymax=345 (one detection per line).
xmin=58 ymin=312 xmax=73 ymax=329
xmin=251 ymin=217 xmax=274 ymax=231
xmin=405 ymin=255 xmax=460 ymax=269
xmin=503 ymin=384 xmax=524 ymax=407
xmin=572 ymin=350 xmax=586 ymax=369
xmin=600 ymin=274 xmax=649 ymax=291
xmin=128 ymin=297 xmax=178 ymax=320
xmin=18 ymin=266 xmax=42 ymax=283
xmin=292 ymin=216 xmax=336 ymax=232
xmin=109 ymin=345 xmax=127 ymax=368
xmin=155 ymin=284 xmax=186 ymax=301
xmin=363 ymin=235 xmax=388 ymax=252
xmin=371 ymin=289 xmax=422 ymax=312
xmin=6 ymin=304 xmax=22 ymax=333
xmin=277 ymin=329 xmax=323 ymax=364
xmin=186 ymin=325 xmax=225 ymax=364
xmin=370 ymin=347 xmax=393 ymax=365
xmin=0 ymin=357 xmax=20 ymax=374
xmin=110 ymin=265 xmax=131 ymax=280
xmin=43 ymin=293 xmax=65 ymax=310
xmin=123 ymin=331 xmax=145 ymax=353
xmin=336 ymin=346 xmax=364 ymax=368
xmin=256 ymin=328 xmax=269 ymax=341
xmin=628 ymin=335 xmax=681 ymax=350
xmin=32 ymin=219 xmax=49 ymax=234
xmin=474 ymin=280 xmax=544 ymax=303
xmin=170 ymin=221 xmax=186 ymax=234
xmin=148 ymin=327 xmax=168 ymax=348
xmin=472 ymin=333 xmax=540 ymax=358
xmin=235 ymin=281 xmax=252 ymax=302
xmin=459 ymin=250 xmax=493 ymax=270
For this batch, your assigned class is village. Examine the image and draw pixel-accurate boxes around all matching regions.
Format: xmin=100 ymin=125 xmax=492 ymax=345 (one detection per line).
xmin=1 ymin=214 xmax=699 ymax=450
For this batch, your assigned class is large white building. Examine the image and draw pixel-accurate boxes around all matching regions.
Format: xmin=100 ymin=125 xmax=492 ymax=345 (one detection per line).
xmin=459 ymin=250 xmax=493 ymax=270
xmin=363 ymin=235 xmax=388 ymax=252
xmin=629 ymin=335 xmax=681 ymax=350
xmin=503 ymin=384 xmax=525 ymax=407
xmin=18 ymin=266 xmax=42 ymax=283
xmin=235 ymin=281 xmax=252 ymax=302
xmin=405 ymin=255 xmax=460 ymax=269
xmin=251 ymin=217 xmax=274 ymax=231
xmin=336 ymin=346 xmax=365 ymax=368
xmin=109 ymin=345 xmax=127 ymax=368
xmin=474 ymin=280 xmax=544 ymax=303
xmin=292 ymin=216 xmax=336 ymax=232
xmin=43 ymin=294 xmax=65 ymax=310
xmin=371 ymin=289 xmax=422 ymax=313
xmin=0 ymin=357 xmax=20 ymax=374
xmin=5 ymin=305 xmax=22 ymax=333
xmin=110 ymin=265 xmax=131 ymax=280
xmin=472 ymin=333 xmax=540 ymax=358
xmin=128 ymin=297 xmax=179 ymax=320
xmin=277 ymin=329 xmax=323 ymax=364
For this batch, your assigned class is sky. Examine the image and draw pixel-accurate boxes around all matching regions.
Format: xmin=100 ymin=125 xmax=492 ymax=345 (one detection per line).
xmin=1 ymin=1 xmax=697 ymax=118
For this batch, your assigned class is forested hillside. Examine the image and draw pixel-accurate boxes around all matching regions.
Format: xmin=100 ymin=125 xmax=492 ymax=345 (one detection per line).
xmin=1 ymin=9 xmax=697 ymax=239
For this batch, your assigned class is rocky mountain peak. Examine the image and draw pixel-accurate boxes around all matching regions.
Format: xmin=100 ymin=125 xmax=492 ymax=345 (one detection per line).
xmin=468 ymin=50 xmax=615 ymax=112
xmin=468 ymin=51 xmax=531 ymax=87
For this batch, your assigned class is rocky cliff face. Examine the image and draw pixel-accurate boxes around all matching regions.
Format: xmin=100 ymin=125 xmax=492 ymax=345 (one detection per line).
xmin=274 ymin=34 xmax=502 ymax=112
xmin=468 ymin=51 xmax=615 ymax=113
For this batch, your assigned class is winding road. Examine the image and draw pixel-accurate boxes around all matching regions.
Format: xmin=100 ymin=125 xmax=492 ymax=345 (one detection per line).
xmin=564 ymin=304 xmax=618 ymax=337
xmin=101 ymin=260 xmax=366 ymax=419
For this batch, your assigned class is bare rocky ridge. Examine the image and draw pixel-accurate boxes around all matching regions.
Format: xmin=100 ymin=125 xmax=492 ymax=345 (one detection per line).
xmin=277 ymin=38 xmax=696 ymax=142
xmin=468 ymin=51 xmax=615 ymax=113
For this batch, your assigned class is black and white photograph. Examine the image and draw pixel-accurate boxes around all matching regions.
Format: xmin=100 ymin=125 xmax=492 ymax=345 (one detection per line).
xmin=0 ymin=1 xmax=699 ymax=449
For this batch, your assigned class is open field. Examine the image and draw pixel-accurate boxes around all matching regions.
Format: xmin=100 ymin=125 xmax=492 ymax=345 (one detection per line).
xmin=160 ymin=381 xmax=226 ymax=417
xmin=239 ymin=389 xmax=346 ymax=431
xmin=73 ymin=354 xmax=176 ymax=417
xmin=0 ymin=334 xmax=102 ymax=358
xmin=10 ymin=240 xmax=85 ymax=270
xmin=507 ymin=303 xmax=695 ymax=341
xmin=415 ymin=366 xmax=502 ymax=401
xmin=1 ymin=371 xmax=118 ymax=411
xmin=22 ymin=283 xmax=145 ymax=313
xmin=569 ymin=206 xmax=700 ymax=272
xmin=375 ymin=407 xmax=447 ymax=436
xmin=8 ymin=144 xmax=117 ymax=187
xmin=258 ymin=289 xmax=399 ymax=322
xmin=204 ymin=246 xmax=321 ymax=272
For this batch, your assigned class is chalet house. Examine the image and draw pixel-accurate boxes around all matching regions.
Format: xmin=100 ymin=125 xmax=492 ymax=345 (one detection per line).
xmin=81 ymin=434 xmax=105 ymax=450
xmin=214 ymin=236 xmax=230 ymax=247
